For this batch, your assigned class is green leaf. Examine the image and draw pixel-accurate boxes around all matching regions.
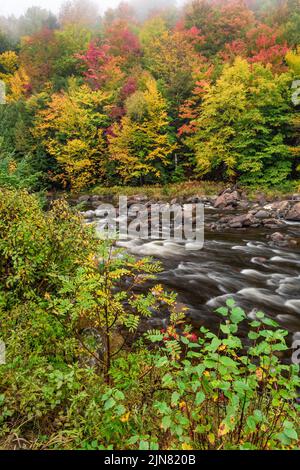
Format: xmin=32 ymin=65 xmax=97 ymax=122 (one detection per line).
xmin=230 ymin=306 xmax=246 ymax=324
xmin=255 ymin=311 xmax=265 ymax=319
xmin=219 ymin=356 xmax=237 ymax=368
xmin=195 ymin=391 xmax=205 ymax=406
xmin=162 ymin=415 xmax=172 ymax=430
xmin=104 ymin=397 xmax=116 ymax=410
xmin=283 ymin=428 xmax=298 ymax=440
xmin=216 ymin=307 xmax=228 ymax=316
xmin=248 ymin=331 xmax=259 ymax=340
xmin=139 ymin=440 xmax=149 ymax=450
xmin=246 ymin=416 xmax=257 ymax=432
xmin=171 ymin=391 xmax=180 ymax=406
xmin=226 ymin=298 xmax=235 ymax=308
xmin=262 ymin=317 xmax=279 ymax=327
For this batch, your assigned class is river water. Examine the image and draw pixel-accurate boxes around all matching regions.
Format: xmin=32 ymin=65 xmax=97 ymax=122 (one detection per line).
xmin=112 ymin=207 xmax=300 ymax=344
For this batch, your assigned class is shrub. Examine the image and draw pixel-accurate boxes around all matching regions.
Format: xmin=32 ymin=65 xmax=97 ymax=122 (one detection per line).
xmin=0 ymin=189 xmax=299 ymax=450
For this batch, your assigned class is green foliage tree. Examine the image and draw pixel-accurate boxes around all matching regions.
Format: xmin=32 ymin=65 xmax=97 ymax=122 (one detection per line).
xmin=186 ymin=58 xmax=296 ymax=186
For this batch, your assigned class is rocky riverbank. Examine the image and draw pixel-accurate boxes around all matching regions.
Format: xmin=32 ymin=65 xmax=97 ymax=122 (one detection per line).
xmin=72 ymin=186 xmax=300 ymax=248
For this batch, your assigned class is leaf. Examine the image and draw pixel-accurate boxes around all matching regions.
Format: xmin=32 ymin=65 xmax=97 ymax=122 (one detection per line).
xmin=171 ymin=391 xmax=180 ymax=406
xmin=230 ymin=306 xmax=246 ymax=324
xmin=218 ymin=421 xmax=230 ymax=437
xmin=104 ymin=397 xmax=116 ymax=410
xmin=219 ymin=356 xmax=237 ymax=368
xmin=161 ymin=415 xmax=172 ymax=430
xmin=120 ymin=411 xmax=130 ymax=423
xmin=195 ymin=391 xmax=205 ymax=406
xmin=255 ymin=311 xmax=265 ymax=319
xmin=246 ymin=415 xmax=257 ymax=432
xmin=182 ymin=443 xmax=193 ymax=450
xmin=226 ymin=298 xmax=235 ymax=308
xmin=216 ymin=307 xmax=228 ymax=316
xmin=139 ymin=440 xmax=149 ymax=450
xmin=283 ymin=428 xmax=298 ymax=440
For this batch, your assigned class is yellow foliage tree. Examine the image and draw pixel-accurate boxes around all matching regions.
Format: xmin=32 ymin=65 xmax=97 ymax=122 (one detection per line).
xmin=286 ymin=47 xmax=300 ymax=75
xmin=0 ymin=51 xmax=18 ymax=83
xmin=7 ymin=67 xmax=31 ymax=102
xmin=33 ymin=79 xmax=110 ymax=190
xmin=108 ymin=76 xmax=177 ymax=183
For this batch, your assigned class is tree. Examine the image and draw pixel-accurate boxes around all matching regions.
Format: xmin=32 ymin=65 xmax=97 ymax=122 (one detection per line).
xmin=59 ymin=0 xmax=100 ymax=28
xmin=17 ymin=7 xmax=58 ymax=37
xmin=130 ymin=0 xmax=177 ymax=21
xmin=183 ymin=0 xmax=255 ymax=57
xmin=20 ymin=28 xmax=58 ymax=91
xmin=222 ymin=24 xmax=290 ymax=73
xmin=77 ymin=41 xmax=125 ymax=94
xmin=33 ymin=79 xmax=111 ymax=190
xmin=286 ymin=46 xmax=300 ymax=74
xmin=185 ymin=58 xmax=295 ymax=185
xmin=0 ymin=50 xmax=18 ymax=83
xmin=0 ymin=29 xmax=15 ymax=54
xmin=142 ymin=28 xmax=205 ymax=115
xmin=108 ymin=76 xmax=177 ymax=184
xmin=104 ymin=19 xmax=141 ymax=64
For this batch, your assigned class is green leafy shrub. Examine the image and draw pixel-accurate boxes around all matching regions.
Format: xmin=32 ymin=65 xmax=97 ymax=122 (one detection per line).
xmin=0 ymin=189 xmax=299 ymax=450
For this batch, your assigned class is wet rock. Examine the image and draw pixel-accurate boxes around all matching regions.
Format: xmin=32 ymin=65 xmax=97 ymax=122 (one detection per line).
xmin=127 ymin=195 xmax=149 ymax=206
xmin=78 ymin=195 xmax=91 ymax=203
xmin=264 ymin=200 xmax=290 ymax=215
xmin=267 ymin=231 xmax=298 ymax=247
xmin=81 ymin=210 xmax=95 ymax=219
xmin=269 ymin=232 xmax=285 ymax=242
xmin=254 ymin=210 xmax=270 ymax=219
xmin=238 ymin=200 xmax=250 ymax=210
xmin=263 ymin=218 xmax=285 ymax=227
xmin=228 ymin=213 xmax=258 ymax=228
xmin=186 ymin=195 xmax=206 ymax=204
xmin=285 ymin=202 xmax=300 ymax=221
xmin=214 ymin=189 xmax=241 ymax=209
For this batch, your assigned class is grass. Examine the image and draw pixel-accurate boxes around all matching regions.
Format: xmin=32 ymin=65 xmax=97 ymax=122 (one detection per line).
xmin=71 ymin=179 xmax=300 ymax=203
xmin=89 ymin=181 xmax=226 ymax=200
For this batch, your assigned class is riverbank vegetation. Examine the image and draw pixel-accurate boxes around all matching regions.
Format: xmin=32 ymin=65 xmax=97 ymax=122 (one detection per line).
xmin=0 ymin=0 xmax=299 ymax=193
xmin=0 ymin=189 xmax=299 ymax=450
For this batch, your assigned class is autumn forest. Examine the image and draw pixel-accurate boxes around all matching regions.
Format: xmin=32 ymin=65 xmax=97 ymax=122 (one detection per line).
xmin=0 ymin=0 xmax=299 ymax=192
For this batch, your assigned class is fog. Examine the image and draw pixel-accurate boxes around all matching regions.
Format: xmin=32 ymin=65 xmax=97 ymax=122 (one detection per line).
xmin=0 ymin=0 xmax=182 ymax=17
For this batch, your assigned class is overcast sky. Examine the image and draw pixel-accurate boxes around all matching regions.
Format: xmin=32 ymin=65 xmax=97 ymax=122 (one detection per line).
xmin=0 ymin=0 xmax=123 ymax=17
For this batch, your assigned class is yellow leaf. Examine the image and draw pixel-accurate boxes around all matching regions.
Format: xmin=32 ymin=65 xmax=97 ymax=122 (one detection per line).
xmin=182 ymin=443 xmax=193 ymax=450
xmin=218 ymin=421 xmax=230 ymax=437
xmin=255 ymin=368 xmax=264 ymax=381
xmin=120 ymin=412 xmax=130 ymax=423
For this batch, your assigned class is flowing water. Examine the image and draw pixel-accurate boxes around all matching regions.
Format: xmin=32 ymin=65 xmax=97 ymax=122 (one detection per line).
xmin=113 ymin=207 xmax=300 ymax=344
xmin=79 ymin=198 xmax=300 ymax=345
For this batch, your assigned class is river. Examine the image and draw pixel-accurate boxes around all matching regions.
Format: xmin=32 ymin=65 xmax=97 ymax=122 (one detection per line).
xmin=81 ymin=201 xmax=300 ymax=346
xmin=115 ymin=207 xmax=300 ymax=343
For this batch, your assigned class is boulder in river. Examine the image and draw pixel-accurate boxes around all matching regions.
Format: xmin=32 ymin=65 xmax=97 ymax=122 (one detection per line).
xmin=214 ymin=188 xmax=241 ymax=209
xmin=78 ymin=195 xmax=91 ymax=203
xmin=254 ymin=210 xmax=270 ymax=219
xmin=286 ymin=202 xmax=300 ymax=221
xmin=267 ymin=231 xmax=298 ymax=247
